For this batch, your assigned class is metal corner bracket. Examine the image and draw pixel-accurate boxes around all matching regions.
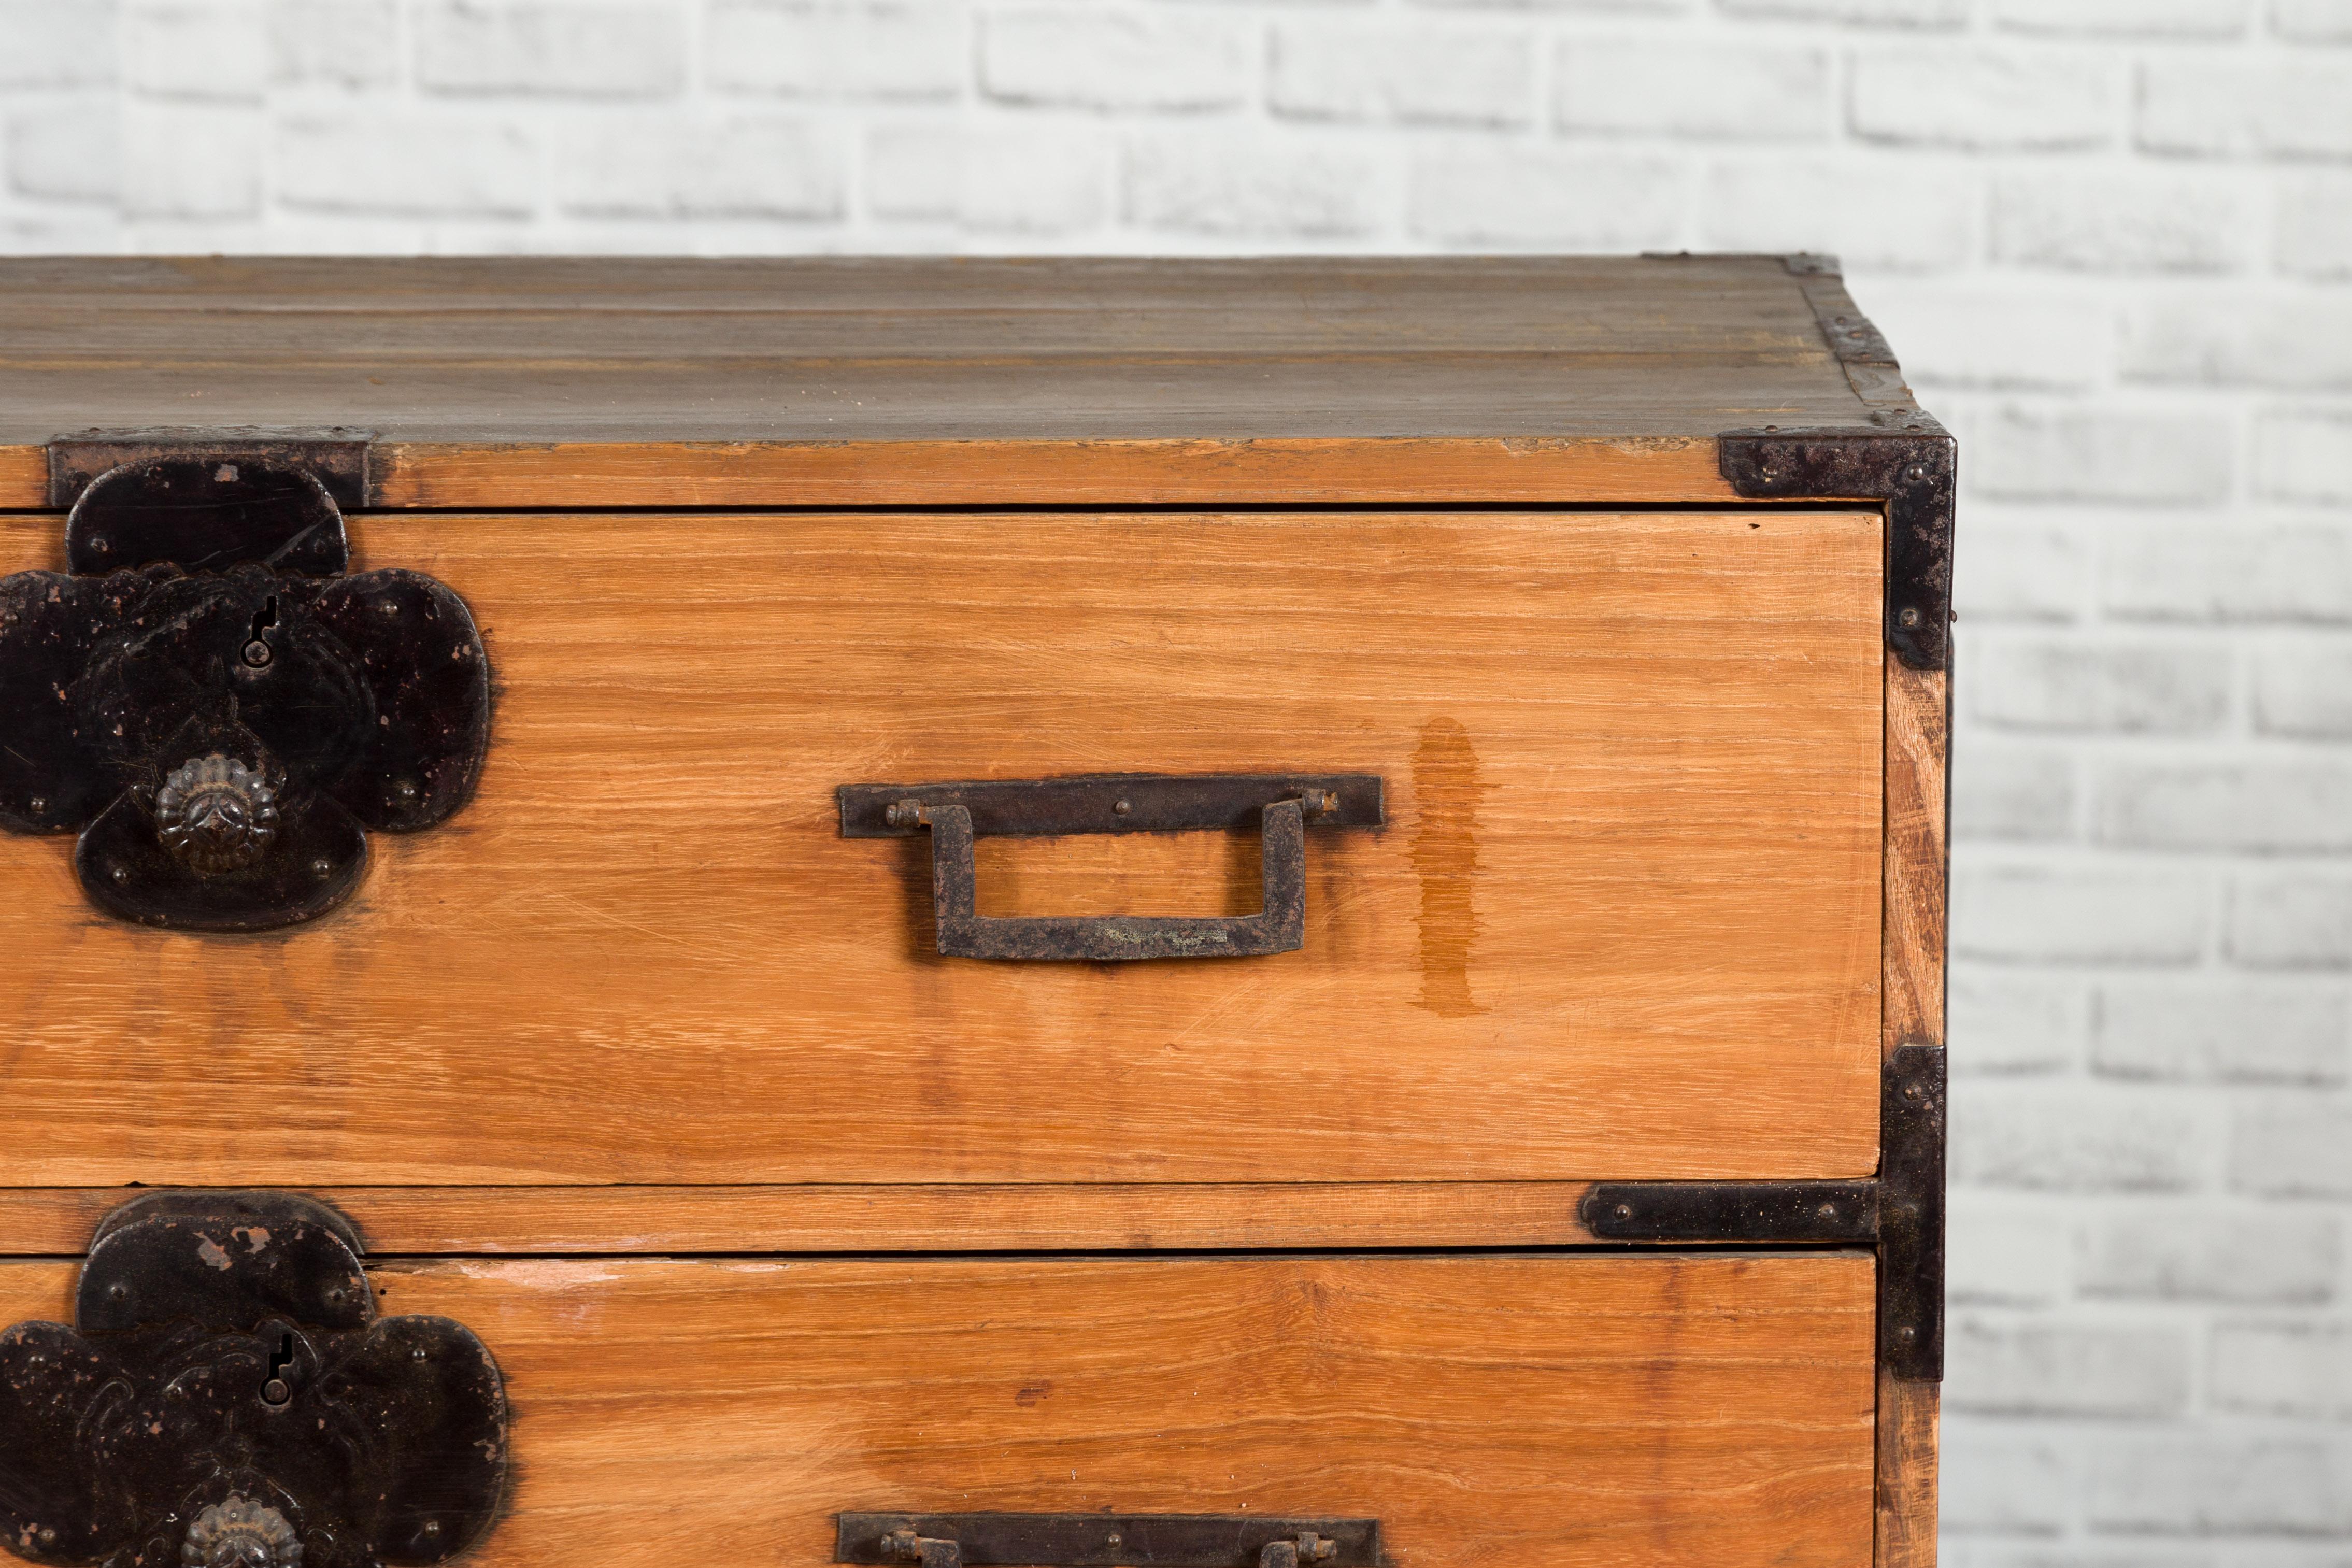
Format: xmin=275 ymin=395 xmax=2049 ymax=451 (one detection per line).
xmin=1582 ymin=1044 xmax=1947 ymax=1382
xmin=1715 ymin=254 xmax=1957 ymax=671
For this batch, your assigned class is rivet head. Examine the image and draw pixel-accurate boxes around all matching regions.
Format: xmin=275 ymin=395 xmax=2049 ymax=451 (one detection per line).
xmin=1898 ymin=606 xmax=1923 ymax=629
xmin=27 ymin=795 xmax=45 ymax=814
xmin=108 ymin=1282 xmax=129 ymax=1302
xmin=1113 ymin=799 xmax=1132 ymax=816
xmin=311 ymin=858 xmax=333 ymax=878
xmin=109 ymin=863 xmax=130 ymax=885
xmin=1614 ymin=1203 xmax=1633 ymax=1221
xmin=1898 ymin=1324 xmax=1918 ymax=1344
xmin=1906 ymin=464 xmax=1928 ymax=481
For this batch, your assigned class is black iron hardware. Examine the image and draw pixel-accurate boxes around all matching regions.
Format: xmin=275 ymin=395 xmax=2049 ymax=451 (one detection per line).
xmin=0 ymin=446 xmax=490 ymax=929
xmin=837 ymin=1514 xmax=1379 ymax=1568
xmin=1584 ymin=1044 xmax=1947 ymax=1382
xmin=839 ymin=773 xmax=1382 ymax=962
xmin=1695 ymin=254 xmax=1957 ymax=672
xmin=0 ymin=1191 xmax=508 ymax=1568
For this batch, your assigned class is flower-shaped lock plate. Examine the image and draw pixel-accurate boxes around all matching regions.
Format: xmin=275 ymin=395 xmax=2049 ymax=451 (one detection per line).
xmin=0 ymin=1192 xmax=508 ymax=1568
xmin=0 ymin=455 xmax=490 ymax=929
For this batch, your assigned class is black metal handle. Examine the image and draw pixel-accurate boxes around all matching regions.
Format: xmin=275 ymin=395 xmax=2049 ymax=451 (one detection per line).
xmin=838 ymin=773 xmax=1383 ymax=962
xmin=838 ymin=1514 xmax=1378 ymax=1568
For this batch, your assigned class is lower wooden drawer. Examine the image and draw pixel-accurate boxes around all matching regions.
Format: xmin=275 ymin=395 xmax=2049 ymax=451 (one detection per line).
xmin=1 ymin=1251 xmax=1876 ymax=1568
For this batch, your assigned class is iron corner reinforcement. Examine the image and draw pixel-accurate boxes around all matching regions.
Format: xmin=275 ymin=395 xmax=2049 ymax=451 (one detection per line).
xmin=1583 ymin=1044 xmax=1947 ymax=1382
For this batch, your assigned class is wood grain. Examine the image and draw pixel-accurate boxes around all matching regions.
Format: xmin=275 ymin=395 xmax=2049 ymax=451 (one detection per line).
xmin=1874 ymin=1370 xmax=1939 ymax=1568
xmin=0 ymin=508 xmax=1884 ymax=1188
xmin=0 ymin=256 xmax=1876 ymax=461
xmin=0 ymin=1252 xmax=1880 ymax=1568
xmin=359 ymin=436 xmax=1734 ymax=511
xmin=0 ymin=1184 xmax=1605 ymax=1257
xmin=1882 ymin=657 xmax=1949 ymax=1058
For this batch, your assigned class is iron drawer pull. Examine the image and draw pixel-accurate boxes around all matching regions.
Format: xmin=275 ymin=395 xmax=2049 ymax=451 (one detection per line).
xmin=838 ymin=1513 xmax=1378 ymax=1567
xmin=837 ymin=773 xmax=1384 ymax=962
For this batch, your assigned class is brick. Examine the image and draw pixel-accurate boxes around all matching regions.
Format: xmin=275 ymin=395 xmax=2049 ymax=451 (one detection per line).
xmin=1993 ymin=0 xmax=2251 ymax=33
xmin=1992 ymin=170 xmax=2251 ymax=275
xmin=2258 ymin=636 xmax=2352 ymax=737
xmin=269 ymin=0 xmax=399 ymax=87
xmin=2087 ymin=1436 xmax=2352 ymax=1533
xmin=557 ymin=118 xmax=842 ymax=220
xmin=1128 ymin=136 xmax=1382 ymax=239
xmin=2214 ymin=1322 xmax=2352 ymax=1416
xmin=1945 ymin=1315 xmax=2191 ymax=1417
xmin=1555 ymin=38 xmax=1828 ymax=140
xmin=1409 ymin=0 xmax=1691 ymax=11
xmin=2257 ymin=412 xmax=2352 ymax=507
xmin=2233 ymin=874 xmax=2352 ymax=971
xmin=2100 ymin=762 xmax=2352 ymax=853
xmin=417 ymin=0 xmax=686 ymax=98
xmin=869 ymin=123 xmax=1107 ymax=234
xmin=1948 ymin=1199 xmax=2071 ymax=1306
xmin=1970 ymin=637 xmax=2231 ymax=734
xmin=1954 ymin=865 xmax=2208 ymax=967
xmin=121 ymin=105 xmax=261 ymax=218
xmin=708 ymin=2 xmax=963 ymax=101
xmin=1950 ymin=1082 xmax=2210 ymax=1190
xmin=1950 ymin=519 xmax=2087 ymax=622
xmin=2234 ymin=1097 xmax=2352 ymax=1196
xmin=126 ymin=1 xmax=266 ymax=101
xmin=2125 ymin=297 xmax=2352 ymax=391
xmin=1697 ymin=160 xmax=1973 ymax=273
xmin=0 ymin=1 xmax=117 ymax=88
xmin=1939 ymin=1551 xmax=2217 ymax=1568
xmin=2280 ymin=173 xmax=2352 ymax=279
xmin=1860 ymin=290 xmax=2106 ymax=391
xmin=1718 ymin=0 xmax=1966 ymax=23
xmin=1408 ymin=148 xmax=1682 ymax=249
xmin=8 ymin=102 xmax=120 ymax=205
xmin=2096 ymin=981 xmax=2350 ymax=1084
xmin=2103 ymin=524 xmax=2352 ymax=624
xmin=1951 ymin=970 xmax=2083 ymax=1075
xmin=2276 ymin=0 xmax=2352 ymax=38
xmin=2140 ymin=58 xmax=2352 ymax=160
xmin=1975 ymin=408 xmax=2232 ymax=506
xmin=277 ymin=114 xmax=537 ymax=217
xmin=2081 ymin=1207 xmax=2341 ymax=1302
xmin=1271 ymin=21 xmax=1534 ymax=127
xmin=1940 ymin=1429 xmax=2072 ymax=1532
xmin=1955 ymin=745 xmax=2074 ymax=843
xmin=981 ymin=8 xmax=1248 ymax=111
xmin=1851 ymin=49 xmax=2115 ymax=150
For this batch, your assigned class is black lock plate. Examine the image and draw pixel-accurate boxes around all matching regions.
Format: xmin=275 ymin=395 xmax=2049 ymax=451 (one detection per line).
xmin=0 ymin=450 xmax=490 ymax=930
xmin=0 ymin=1191 xmax=508 ymax=1568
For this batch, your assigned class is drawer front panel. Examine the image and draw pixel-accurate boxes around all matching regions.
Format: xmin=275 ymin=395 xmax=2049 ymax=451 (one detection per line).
xmin=0 ymin=1252 xmax=1879 ymax=1568
xmin=0 ymin=508 xmax=1884 ymax=1186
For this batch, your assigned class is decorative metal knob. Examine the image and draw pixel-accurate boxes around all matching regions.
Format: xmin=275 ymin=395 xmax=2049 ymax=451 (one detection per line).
xmin=155 ymin=754 xmax=279 ymax=875
xmin=182 ymin=1497 xmax=303 ymax=1568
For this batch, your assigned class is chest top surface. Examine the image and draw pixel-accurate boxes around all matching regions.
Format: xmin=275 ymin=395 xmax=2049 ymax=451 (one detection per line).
xmin=0 ymin=253 xmax=1890 ymax=448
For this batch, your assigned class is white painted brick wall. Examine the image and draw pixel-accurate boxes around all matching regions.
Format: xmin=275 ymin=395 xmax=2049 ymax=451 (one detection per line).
xmin=1 ymin=0 xmax=2348 ymax=1549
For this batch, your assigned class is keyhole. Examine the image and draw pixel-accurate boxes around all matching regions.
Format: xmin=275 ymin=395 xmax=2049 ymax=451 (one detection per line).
xmin=261 ymin=1331 xmax=294 ymax=1406
xmin=241 ymin=595 xmax=278 ymax=669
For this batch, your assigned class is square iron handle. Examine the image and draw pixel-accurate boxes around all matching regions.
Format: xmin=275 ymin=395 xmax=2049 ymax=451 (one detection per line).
xmin=837 ymin=773 xmax=1384 ymax=962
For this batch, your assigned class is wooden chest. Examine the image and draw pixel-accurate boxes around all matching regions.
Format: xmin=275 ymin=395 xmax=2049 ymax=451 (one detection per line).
xmin=0 ymin=255 xmax=1948 ymax=1568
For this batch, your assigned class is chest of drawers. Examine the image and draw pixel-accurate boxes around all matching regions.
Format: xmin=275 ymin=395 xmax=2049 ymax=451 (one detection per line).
xmin=0 ymin=253 xmax=1948 ymax=1568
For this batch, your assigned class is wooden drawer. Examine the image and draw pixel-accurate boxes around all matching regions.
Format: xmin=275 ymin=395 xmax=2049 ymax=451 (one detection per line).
xmin=0 ymin=1251 xmax=1877 ymax=1568
xmin=0 ymin=506 xmax=1884 ymax=1188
